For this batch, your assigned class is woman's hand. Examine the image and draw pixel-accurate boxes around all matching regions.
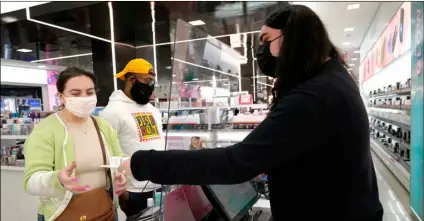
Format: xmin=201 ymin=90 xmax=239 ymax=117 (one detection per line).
xmin=114 ymin=170 xmax=127 ymax=196
xmin=57 ymin=161 xmax=90 ymax=193
xmin=118 ymin=158 xmax=132 ymax=178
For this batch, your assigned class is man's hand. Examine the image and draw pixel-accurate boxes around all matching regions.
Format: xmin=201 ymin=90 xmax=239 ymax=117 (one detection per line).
xmin=57 ymin=162 xmax=90 ymax=193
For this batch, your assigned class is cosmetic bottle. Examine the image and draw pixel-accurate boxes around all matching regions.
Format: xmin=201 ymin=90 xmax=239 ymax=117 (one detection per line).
xmin=397 ymin=128 xmax=402 ymax=138
xmin=154 ymin=191 xmax=165 ymax=214
xmin=394 ymin=143 xmax=400 ymax=153
xmin=396 ymin=82 xmax=401 ymax=90
xmin=400 ymin=149 xmax=405 ymax=158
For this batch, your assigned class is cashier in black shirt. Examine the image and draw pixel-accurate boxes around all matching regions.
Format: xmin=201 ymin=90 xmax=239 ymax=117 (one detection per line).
xmin=119 ymin=5 xmax=383 ymax=221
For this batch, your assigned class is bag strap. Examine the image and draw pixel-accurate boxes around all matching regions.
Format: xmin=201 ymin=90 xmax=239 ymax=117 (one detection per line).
xmin=90 ymin=116 xmax=111 ymax=184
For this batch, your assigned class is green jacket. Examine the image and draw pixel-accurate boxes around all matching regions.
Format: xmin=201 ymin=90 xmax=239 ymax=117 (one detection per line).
xmin=23 ymin=113 xmax=125 ymax=221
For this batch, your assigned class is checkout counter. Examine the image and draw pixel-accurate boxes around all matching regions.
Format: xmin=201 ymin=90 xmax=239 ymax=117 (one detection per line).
xmin=130 ymin=181 xmax=272 ymax=221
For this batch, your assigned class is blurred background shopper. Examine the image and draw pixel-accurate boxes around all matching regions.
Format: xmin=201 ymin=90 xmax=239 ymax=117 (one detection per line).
xmin=119 ymin=5 xmax=383 ymax=221
xmin=23 ymin=67 xmax=127 ymax=221
xmin=101 ymin=59 xmax=165 ymax=217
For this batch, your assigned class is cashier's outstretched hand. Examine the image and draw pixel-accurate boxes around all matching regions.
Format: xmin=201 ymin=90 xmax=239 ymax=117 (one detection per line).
xmin=118 ymin=158 xmax=132 ymax=178
xmin=57 ymin=161 xmax=90 ymax=193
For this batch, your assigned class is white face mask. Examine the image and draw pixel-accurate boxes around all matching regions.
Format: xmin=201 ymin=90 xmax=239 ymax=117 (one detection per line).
xmin=64 ymin=96 xmax=97 ymax=118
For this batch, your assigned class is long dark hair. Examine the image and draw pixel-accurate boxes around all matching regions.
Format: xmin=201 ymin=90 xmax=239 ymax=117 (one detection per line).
xmin=265 ymin=5 xmax=347 ymax=108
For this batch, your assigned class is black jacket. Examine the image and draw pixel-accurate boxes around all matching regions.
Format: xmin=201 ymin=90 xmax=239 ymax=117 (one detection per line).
xmin=130 ymin=59 xmax=383 ymax=221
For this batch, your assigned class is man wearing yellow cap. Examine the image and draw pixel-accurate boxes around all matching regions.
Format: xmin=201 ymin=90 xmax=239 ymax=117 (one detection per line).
xmin=100 ymin=59 xmax=164 ymax=217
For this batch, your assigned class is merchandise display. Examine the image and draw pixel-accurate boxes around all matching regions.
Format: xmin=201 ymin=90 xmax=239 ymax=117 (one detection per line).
xmin=368 ymin=79 xmax=412 ymax=112
xmin=361 ymin=2 xmax=414 ymax=193
xmin=369 ymin=117 xmax=411 ymax=168
xmin=0 ymin=110 xmax=54 ymax=167
xmin=367 ymin=80 xmax=412 ymax=191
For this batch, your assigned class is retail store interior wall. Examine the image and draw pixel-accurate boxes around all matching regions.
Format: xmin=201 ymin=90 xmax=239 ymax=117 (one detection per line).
xmin=362 ymin=51 xmax=411 ymax=93
xmin=359 ymin=2 xmax=423 ymax=220
xmin=360 ymin=2 xmax=403 ymax=60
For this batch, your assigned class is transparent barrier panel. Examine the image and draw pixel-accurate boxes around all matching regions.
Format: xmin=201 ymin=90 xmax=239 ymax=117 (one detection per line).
xmin=158 ymin=19 xmax=267 ymax=221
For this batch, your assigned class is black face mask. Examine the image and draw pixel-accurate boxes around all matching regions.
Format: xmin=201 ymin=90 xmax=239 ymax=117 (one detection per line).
xmin=131 ymin=80 xmax=154 ymax=105
xmin=256 ymin=35 xmax=282 ymax=77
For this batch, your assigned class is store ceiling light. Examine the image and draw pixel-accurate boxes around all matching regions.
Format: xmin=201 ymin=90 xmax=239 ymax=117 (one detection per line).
xmin=351 ymin=58 xmax=358 ymax=61
xmin=344 ymin=27 xmax=354 ymax=32
xmin=31 ymin=53 xmax=93 ymax=63
xmin=342 ymin=42 xmax=351 ymax=46
xmin=189 ymin=20 xmax=205 ymax=26
xmin=348 ymin=64 xmax=355 ymax=67
xmin=37 ymin=65 xmax=46 ymax=68
xmin=347 ymin=4 xmax=360 ymax=10
xmin=354 ymin=50 xmax=361 ymax=54
xmin=192 ymin=78 xmax=199 ymax=81
xmin=1 ymin=16 xmax=18 ymax=23
xmin=17 ymin=48 xmax=32 ymax=53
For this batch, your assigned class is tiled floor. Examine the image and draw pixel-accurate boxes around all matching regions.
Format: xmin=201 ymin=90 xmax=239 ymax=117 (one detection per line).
xmin=374 ymin=158 xmax=413 ymax=221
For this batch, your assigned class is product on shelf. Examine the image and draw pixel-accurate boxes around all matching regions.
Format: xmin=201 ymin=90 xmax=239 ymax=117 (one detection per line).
xmin=369 ymin=116 xmax=410 ymax=170
xmin=368 ymin=79 xmax=412 ymax=114
xmin=1 ymin=144 xmax=25 ymax=167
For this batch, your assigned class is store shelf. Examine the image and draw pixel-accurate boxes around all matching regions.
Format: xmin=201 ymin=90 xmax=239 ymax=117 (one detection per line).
xmin=371 ymin=126 xmax=410 ymax=149
xmin=368 ymin=107 xmax=410 ymax=115
xmin=369 ymin=114 xmax=410 ymax=129
xmin=158 ymin=104 xmax=268 ymax=112
xmin=0 ymin=135 xmax=28 ymax=140
xmin=370 ymin=138 xmax=410 ymax=192
xmin=0 ymin=166 xmax=25 ymax=171
xmin=369 ymin=87 xmax=411 ymax=99
xmin=159 ymin=107 xmax=207 ymax=111
xmin=165 ymin=130 xmax=252 ymax=142
xmin=371 ymin=136 xmax=400 ymax=160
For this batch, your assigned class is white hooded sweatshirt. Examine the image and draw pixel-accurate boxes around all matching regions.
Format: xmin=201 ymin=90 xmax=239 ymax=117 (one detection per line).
xmin=100 ymin=90 xmax=164 ymax=193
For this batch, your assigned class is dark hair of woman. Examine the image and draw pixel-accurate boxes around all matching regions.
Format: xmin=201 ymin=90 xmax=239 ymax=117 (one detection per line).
xmin=265 ymin=5 xmax=348 ymax=108
xmin=56 ymin=67 xmax=97 ymax=93
xmin=56 ymin=67 xmax=97 ymax=110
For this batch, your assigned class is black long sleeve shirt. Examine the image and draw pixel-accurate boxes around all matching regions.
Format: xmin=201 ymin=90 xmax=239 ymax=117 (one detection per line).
xmin=131 ymin=59 xmax=383 ymax=221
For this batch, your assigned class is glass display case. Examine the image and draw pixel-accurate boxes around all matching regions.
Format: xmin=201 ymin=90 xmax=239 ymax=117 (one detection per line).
xmin=143 ymin=19 xmax=271 ymax=221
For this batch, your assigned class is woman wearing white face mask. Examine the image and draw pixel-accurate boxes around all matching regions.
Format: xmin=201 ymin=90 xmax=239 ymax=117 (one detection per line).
xmin=23 ymin=67 xmax=127 ymax=221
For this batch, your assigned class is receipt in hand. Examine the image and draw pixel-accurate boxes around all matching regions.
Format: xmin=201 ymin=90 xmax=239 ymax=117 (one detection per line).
xmin=100 ymin=156 xmax=129 ymax=169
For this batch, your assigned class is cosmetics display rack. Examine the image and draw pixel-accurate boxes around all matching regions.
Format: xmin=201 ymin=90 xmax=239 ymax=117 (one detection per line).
xmin=367 ymin=79 xmax=412 ymax=191
xmin=368 ymin=108 xmax=411 ymax=127
xmin=368 ymin=80 xmax=411 ymax=113
xmin=160 ymin=105 xmax=268 ymax=146
xmin=370 ymin=117 xmax=411 ymax=166
xmin=1 ymin=143 xmax=25 ymax=167
xmin=160 ymin=105 xmax=268 ymax=126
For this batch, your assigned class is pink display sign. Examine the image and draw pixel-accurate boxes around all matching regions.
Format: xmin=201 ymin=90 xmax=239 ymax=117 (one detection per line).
xmin=360 ymin=2 xmax=411 ymax=83
xmin=47 ymin=84 xmax=59 ymax=111
xmin=46 ymin=71 xmax=59 ymax=111
xmin=239 ymin=94 xmax=253 ymax=105
xmin=47 ymin=71 xmax=58 ymax=85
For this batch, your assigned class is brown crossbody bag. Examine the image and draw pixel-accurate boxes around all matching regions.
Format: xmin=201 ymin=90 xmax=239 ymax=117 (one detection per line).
xmin=56 ymin=117 xmax=115 ymax=221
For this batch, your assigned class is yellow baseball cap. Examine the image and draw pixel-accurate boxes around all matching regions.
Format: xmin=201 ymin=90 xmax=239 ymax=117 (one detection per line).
xmin=115 ymin=58 xmax=155 ymax=81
